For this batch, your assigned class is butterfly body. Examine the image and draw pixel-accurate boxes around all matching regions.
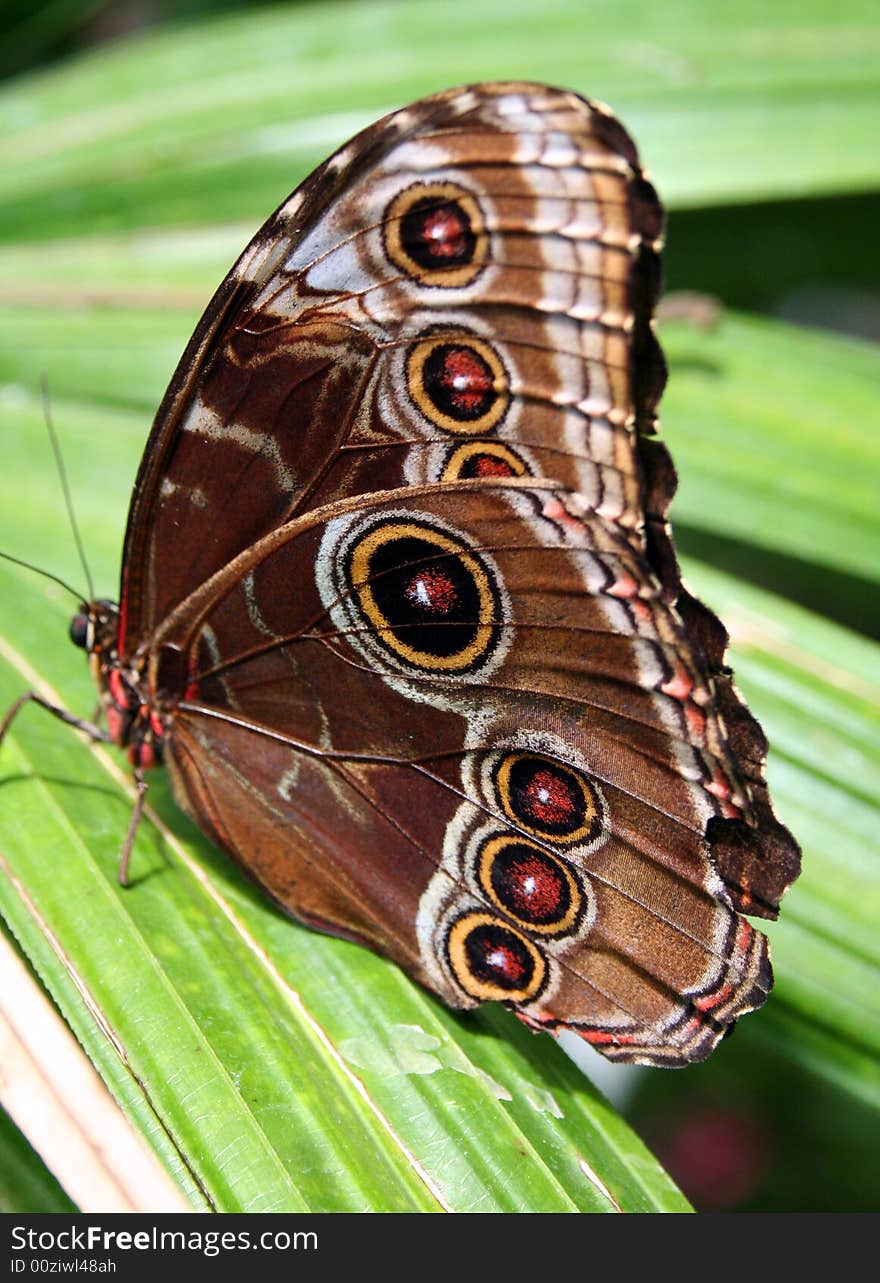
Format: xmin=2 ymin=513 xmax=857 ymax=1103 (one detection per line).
xmin=29 ymin=82 xmax=798 ymax=1066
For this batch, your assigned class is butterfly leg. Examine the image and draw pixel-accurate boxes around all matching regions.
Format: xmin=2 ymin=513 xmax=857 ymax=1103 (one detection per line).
xmin=0 ymin=690 xmax=111 ymax=750
xmin=117 ymin=767 xmax=148 ymax=888
xmin=1 ymin=692 xmax=149 ymax=887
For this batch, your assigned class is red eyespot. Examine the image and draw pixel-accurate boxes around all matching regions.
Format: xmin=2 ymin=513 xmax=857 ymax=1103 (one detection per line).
xmin=476 ymin=834 xmax=584 ymax=936
xmin=401 ymin=200 xmax=474 ymax=268
xmin=446 ymin=913 xmax=547 ymax=1002
xmin=384 ymin=181 xmax=488 ymax=287
xmin=494 ymin=752 xmax=603 ymax=846
xmin=406 ymin=333 xmax=509 ymax=436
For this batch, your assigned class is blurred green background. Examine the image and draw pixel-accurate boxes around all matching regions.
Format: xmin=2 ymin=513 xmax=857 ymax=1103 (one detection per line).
xmin=0 ymin=0 xmax=877 ymax=1214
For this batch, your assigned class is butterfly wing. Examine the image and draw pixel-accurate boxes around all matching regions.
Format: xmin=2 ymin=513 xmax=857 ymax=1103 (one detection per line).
xmin=150 ymin=478 xmax=792 ymax=1065
xmin=118 ymin=83 xmax=663 ymax=647
xmin=125 ymin=82 xmax=798 ymax=1064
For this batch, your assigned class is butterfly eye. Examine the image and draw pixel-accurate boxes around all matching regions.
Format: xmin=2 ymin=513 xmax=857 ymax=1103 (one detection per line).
xmin=69 ymin=612 xmax=90 ymax=649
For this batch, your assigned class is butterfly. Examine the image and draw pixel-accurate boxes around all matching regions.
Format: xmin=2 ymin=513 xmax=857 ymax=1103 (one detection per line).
xmin=4 ymin=82 xmax=800 ymax=1067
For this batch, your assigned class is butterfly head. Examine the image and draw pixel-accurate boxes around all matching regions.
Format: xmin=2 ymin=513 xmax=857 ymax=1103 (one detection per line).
xmin=68 ymin=599 xmax=161 ymax=766
xmin=68 ymin=598 xmax=119 ymax=659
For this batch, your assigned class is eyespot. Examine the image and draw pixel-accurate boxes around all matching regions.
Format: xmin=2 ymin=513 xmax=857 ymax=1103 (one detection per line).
xmin=494 ymin=752 xmax=603 ymax=845
xmin=441 ymin=440 xmax=528 ymax=480
xmin=346 ymin=518 xmax=503 ymax=674
xmin=446 ymin=911 xmax=546 ymax=1003
xmin=476 ymin=834 xmax=583 ymax=936
xmin=406 ymin=334 xmax=509 ymax=436
xmin=384 ymin=181 xmax=488 ymax=287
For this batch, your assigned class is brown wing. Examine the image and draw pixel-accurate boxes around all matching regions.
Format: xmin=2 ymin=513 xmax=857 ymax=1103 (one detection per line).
xmin=154 ymin=480 xmax=795 ymax=1065
xmin=119 ymin=82 xmax=664 ymax=651
xmin=128 ymin=82 xmax=799 ymax=1063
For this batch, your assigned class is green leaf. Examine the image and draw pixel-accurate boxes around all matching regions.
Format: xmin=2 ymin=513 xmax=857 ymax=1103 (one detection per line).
xmin=663 ymin=316 xmax=880 ymax=586
xmin=678 ymin=567 xmax=880 ymax=1105
xmin=0 ymin=1104 xmax=77 ymax=1213
xmin=1 ymin=0 xmax=879 ymax=244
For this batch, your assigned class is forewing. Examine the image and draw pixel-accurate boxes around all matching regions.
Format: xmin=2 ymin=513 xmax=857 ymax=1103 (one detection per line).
xmin=120 ymin=82 xmax=664 ymax=651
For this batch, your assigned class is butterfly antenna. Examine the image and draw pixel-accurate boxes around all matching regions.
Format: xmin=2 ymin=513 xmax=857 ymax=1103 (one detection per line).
xmin=0 ymin=550 xmax=85 ymax=605
xmin=40 ymin=373 xmax=95 ymax=602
